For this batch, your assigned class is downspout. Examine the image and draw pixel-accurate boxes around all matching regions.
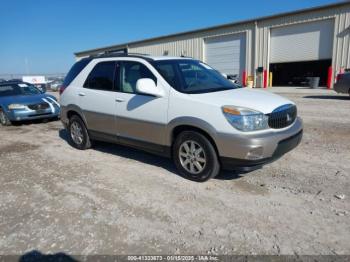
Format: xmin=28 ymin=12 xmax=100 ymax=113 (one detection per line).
xmin=254 ymin=20 xmax=258 ymax=87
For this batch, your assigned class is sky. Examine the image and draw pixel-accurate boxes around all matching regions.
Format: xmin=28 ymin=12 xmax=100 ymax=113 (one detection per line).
xmin=0 ymin=0 xmax=343 ymax=75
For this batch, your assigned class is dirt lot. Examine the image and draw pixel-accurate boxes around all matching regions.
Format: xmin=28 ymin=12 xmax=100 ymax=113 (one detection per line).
xmin=0 ymin=89 xmax=349 ymax=256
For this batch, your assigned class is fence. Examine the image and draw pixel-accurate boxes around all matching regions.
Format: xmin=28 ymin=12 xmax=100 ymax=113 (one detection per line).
xmin=0 ymin=73 xmax=66 ymax=81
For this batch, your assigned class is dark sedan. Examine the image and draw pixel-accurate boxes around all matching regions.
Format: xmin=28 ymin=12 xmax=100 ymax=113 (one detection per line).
xmin=334 ymin=72 xmax=350 ymax=96
xmin=0 ymin=81 xmax=60 ymax=126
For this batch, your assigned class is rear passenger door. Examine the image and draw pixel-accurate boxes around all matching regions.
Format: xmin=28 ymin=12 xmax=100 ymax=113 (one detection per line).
xmin=78 ymin=61 xmax=117 ymax=135
xmin=114 ymin=60 xmax=169 ymax=149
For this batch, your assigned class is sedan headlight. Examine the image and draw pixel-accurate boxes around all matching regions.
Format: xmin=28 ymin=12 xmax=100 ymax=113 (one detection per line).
xmin=222 ymin=106 xmax=269 ymax=131
xmin=8 ymin=104 xmax=26 ymax=110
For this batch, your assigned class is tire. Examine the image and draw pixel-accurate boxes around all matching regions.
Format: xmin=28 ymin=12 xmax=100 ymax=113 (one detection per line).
xmin=0 ymin=108 xmax=12 ymax=126
xmin=173 ymin=131 xmax=220 ymax=182
xmin=68 ymin=115 xmax=92 ymax=150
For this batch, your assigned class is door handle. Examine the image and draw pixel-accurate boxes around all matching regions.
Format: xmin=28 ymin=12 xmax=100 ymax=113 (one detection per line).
xmin=78 ymin=92 xmax=86 ymax=97
xmin=115 ymin=98 xmax=125 ymax=102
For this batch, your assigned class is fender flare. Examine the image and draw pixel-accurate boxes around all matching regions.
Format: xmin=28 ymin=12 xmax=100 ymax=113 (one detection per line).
xmin=165 ymin=116 xmax=218 ymax=146
xmin=62 ymin=104 xmax=88 ymax=127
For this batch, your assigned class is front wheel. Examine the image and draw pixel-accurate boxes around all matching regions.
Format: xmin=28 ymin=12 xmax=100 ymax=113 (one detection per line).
xmin=0 ymin=109 xmax=11 ymax=126
xmin=68 ymin=115 xmax=92 ymax=150
xmin=173 ymin=131 xmax=220 ymax=182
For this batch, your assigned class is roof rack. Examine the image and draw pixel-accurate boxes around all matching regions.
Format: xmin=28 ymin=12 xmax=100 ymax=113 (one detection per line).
xmin=88 ymin=51 xmax=154 ymax=62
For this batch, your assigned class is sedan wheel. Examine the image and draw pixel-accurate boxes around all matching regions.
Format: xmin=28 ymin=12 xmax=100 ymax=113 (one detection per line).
xmin=0 ymin=109 xmax=11 ymax=126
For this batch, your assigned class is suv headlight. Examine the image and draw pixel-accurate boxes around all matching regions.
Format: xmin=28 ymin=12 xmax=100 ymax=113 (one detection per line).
xmin=8 ymin=104 xmax=26 ymax=110
xmin=222 ymin=106 xmax=269 ymax=131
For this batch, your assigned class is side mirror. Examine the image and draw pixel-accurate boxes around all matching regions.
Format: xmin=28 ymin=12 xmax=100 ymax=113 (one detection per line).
xmin=136 ymin=78 xmax=163 ymax=97
xmin=226 ymin=74 xmax=238 ymax=80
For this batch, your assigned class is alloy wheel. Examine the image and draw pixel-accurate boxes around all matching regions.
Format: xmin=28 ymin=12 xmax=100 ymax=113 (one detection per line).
xmin=0 ymin=111 xmax=6 ymax=125
xmin=179 ymin=140 xmax=207 ymax=174
xmin=70 ymin=121 xmax=84 ymax=145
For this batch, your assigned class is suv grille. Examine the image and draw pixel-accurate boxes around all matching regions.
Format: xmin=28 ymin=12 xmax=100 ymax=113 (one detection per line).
xmin=28 ymin=102 xmax=49 ymax=110
xmin=267 ymin=104 xmax=297 ymax=129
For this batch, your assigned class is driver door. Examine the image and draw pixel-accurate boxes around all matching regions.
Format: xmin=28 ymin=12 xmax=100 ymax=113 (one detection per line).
xmin=115 ymin=60 xmax=169 ymax=150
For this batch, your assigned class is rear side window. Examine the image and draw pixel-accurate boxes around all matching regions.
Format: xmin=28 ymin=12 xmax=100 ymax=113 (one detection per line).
xmin=84 ymin=62 xmax=116 ymax=91
xmin=63 ymin=58 xmax=91 ymax=87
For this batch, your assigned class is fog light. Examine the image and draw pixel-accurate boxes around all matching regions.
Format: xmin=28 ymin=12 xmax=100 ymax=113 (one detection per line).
xmin=246 ymin=147 xmax=264 ymax=160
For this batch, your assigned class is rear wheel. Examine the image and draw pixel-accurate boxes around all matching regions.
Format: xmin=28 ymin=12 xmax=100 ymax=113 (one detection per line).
xmin=0 ymin=108 xmax=11 ymax=126
xmin=68 ymin=115 xmax=92 ymax=150
xmin=173 ymin=131 xmax=220 ymax=182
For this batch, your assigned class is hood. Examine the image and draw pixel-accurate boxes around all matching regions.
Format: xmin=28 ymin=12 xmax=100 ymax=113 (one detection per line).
xmin=190 ymin=88 xmax=293 ymax=114
xmin=0 ymin=93 xmax=57 ymax=106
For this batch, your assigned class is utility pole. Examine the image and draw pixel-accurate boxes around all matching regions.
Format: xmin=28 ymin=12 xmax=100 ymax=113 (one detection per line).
xmin=25 ymin=57 xmax=29 ymax=75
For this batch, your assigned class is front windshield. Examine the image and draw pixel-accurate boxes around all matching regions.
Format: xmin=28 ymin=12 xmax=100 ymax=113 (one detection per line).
xmin=152 ymin=59 xmax=241 ymax=94
xmin=0 ymin=83 xmax=42 ymax=97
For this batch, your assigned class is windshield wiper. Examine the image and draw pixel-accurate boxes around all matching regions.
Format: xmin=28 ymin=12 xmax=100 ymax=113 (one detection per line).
xmin=207 ymin=87 xmax=234 ymax=93
xmin=186 ymin=87 xmax=234 ymax=94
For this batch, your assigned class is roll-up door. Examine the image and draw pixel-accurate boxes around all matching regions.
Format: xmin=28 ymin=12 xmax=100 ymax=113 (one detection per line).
xmin=204 ymin=33 xmax=246 ymax=78
xmin=270 ymin=19 xmax=333 ymax=63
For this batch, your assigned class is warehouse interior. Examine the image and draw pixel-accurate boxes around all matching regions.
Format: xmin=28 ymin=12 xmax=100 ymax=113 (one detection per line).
xmin=270 ymin=59 xmax=332 ymax=87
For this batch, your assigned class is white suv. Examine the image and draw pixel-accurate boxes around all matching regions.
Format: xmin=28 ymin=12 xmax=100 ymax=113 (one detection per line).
xmin=60 ymin=54 xmax=302 ymax=182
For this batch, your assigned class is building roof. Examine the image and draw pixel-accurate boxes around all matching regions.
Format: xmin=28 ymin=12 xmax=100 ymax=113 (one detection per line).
xmin=75 ymin=1 xmax=349 ymax=57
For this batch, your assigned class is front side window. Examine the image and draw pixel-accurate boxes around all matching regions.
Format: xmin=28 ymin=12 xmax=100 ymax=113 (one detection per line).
xmin=84 ymin=62 xmax=116 ymax=91
xmin=119 ymin=61 xmax=157 ymax=94
xmin=152 ymin=59 xmax=240 ymax=94
xmin=153 ymin=63 xmax=179 ymax=88
xmin=20 ymin=83 xmax=42 ymax=95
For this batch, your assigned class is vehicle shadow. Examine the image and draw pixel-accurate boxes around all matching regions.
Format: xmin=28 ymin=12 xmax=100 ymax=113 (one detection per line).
xmin=303 ymin=95 xmax=350 ymax=100
xmin=19 ymin=250 xmax=77 ymax=262
xmin=58 ymin=129 xmax=244 ymax=181
xmin=215 ymin=170 xmax=244 ymax=180
xmin=11 ymin=117 xmax=60 ymax=126
xmin=58 ymin=129 xmax=180 ymax=177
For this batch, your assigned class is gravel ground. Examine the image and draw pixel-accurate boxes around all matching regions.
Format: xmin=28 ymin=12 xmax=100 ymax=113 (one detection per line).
xmin=0 ymin=89 xmax=349 ymax=256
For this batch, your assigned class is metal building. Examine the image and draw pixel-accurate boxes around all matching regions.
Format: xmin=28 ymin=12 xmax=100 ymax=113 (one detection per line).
xmin=75 ymin=2 xmax=350 ymax=88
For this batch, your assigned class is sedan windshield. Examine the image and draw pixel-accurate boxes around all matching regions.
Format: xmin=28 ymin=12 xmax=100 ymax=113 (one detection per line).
xmin=152 ymin=59 xmax=241 ymax=94
xmin=0 ymin=83 xmax=42 ymax=97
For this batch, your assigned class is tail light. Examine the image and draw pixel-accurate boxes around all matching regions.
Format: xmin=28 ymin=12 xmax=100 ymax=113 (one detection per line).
xmin=59 ymin=85 xmax=66 ymax=95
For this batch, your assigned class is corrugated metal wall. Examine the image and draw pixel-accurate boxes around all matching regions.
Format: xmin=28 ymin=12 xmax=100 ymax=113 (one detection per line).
xmin=333 ymin=6 xmax=350 ymax=74
xmin=129 ymin=36 xmax=203 ymax=59
xmin=77 ymin=3 xmax=350 ymax=87
xmin=129 ymin=23 xmax=255 ymax=75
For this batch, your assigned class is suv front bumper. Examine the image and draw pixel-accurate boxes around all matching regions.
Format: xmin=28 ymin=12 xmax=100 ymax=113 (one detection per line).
xmin=216 ymin=117 xmax=303 ymax=171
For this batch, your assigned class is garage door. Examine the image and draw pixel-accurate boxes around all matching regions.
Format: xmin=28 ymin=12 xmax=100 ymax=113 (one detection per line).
xmin=204 ymin=34 xmax=246 ymax=78
xmin=270 ymin=19 xmax=334 ymax=63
